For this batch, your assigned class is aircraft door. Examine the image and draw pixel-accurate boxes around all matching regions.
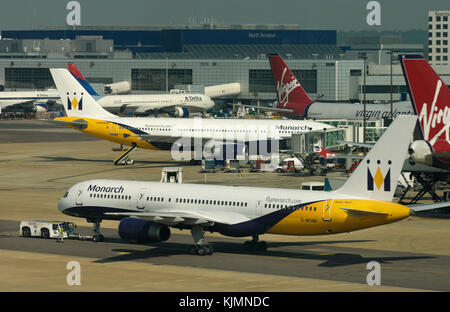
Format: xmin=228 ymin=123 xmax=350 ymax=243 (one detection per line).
xmin=136 ymin=188 xmax=147 ymax=209
xmin=322 ymin=199 xmax=333 ymax=221
xmin=255 ymin=199 xmax=264 ymax=217
xmin=75 ymin=184 xmax=84 ymax=206
xmin=109 ymin=122 xmax=118 ymax=136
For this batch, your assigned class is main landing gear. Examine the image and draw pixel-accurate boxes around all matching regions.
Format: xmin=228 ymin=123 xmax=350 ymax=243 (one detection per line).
xmin=189 ymin=225 xmax=213 ymax=255
xmin=243 ymin=235 xmax=267 ymax=252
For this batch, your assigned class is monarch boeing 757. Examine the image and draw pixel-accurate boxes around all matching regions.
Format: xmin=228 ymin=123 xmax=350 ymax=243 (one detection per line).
xmin=58 ymin=115 xmax=448 ymax=255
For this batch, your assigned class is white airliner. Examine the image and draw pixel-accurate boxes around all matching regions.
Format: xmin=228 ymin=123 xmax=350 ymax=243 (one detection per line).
xmin=69 ymin=64 xmax=215 ymax=117
xmin=0 ymin=89 xmax=60 ymax=114
xmin=234 ymin=54 xmax=415 ymax=120
xmin=49 ymin=68 xmax=335 ymax=165
xmin=58 ymin=115 xmax=449 ymax=255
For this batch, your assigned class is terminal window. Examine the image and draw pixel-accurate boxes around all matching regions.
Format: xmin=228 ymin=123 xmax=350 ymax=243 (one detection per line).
xmin=5 ymin=68 xmax=54 ymax=89
xmin=249 ymin=69 xmax=317 ymax=93
xmin=131 ymin=68 xmax=192 ymax=91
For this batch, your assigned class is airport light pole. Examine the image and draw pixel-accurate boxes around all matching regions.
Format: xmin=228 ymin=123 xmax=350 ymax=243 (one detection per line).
xmin=359 ymin=52 xmax=368 ymax=143
xmin=165 ymin=54 xmax=169 ymax=93
xmin=388 ymin=50 xmax=394 ymax=123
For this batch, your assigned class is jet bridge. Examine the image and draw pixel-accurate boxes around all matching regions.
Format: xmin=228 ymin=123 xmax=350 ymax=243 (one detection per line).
xmin=291 ymin=128 xmax=345 ymax=176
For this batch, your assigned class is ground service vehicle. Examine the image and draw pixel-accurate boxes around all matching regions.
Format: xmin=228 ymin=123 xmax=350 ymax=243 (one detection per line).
xmin=20 ymin=220 xmax=76 ymax=239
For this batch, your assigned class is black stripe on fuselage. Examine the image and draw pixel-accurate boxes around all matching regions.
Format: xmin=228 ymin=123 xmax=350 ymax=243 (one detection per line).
xmin=212 ymin=201 xmax=321 ymax=237
xmin=61 ymin=206 xmax=140 ymax=221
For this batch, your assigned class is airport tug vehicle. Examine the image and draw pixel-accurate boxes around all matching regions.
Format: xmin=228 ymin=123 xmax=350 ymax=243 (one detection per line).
xmin=20 ymin=220 xmax=77 ymax=239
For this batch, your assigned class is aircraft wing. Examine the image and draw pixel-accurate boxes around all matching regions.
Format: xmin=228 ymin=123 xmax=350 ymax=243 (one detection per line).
xmin=126 ymin=133 xmax=189 ymax=143
xmin=408 ymin=202 xmax=450 ymax=212
xmin=105 ymin=210 xmax=250 ymax=226
xmin=0 ymin=100 xmax=36 ymax=111
xmin=343 ymin=141 xmax=374 ymax=148
xmin=228 ymin=103 xmax=294 ymax=114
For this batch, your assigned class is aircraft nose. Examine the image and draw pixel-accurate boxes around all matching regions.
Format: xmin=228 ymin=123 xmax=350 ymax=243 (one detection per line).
xmin=58 ymin=191 xmax=70 ymax=214
xmin=57 ymin=198 xmax=66 ymax=213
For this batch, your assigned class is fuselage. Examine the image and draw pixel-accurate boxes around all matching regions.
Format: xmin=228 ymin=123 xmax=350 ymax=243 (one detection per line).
xmin=59 ymin=179 xmax=411 ymax=237
xmin=55 ymin=116 xmax=333 ymax=151
xmin=94 ymin=93 xmax=215 ymax=114
xmin=305 ymin=101 xmax=414 ymax=120
xmin=0 ymin=90 xmax=60 ymax=111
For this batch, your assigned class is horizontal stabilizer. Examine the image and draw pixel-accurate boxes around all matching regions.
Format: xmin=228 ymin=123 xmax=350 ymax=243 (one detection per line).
xmin=340 ymin=207 xmax=389 ymax=217
xmin=41 ymin=118 xmax=88 ymax=129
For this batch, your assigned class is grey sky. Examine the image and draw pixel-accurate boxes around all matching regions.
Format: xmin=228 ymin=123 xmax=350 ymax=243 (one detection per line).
xmin=0 ymin=0 xmax=448 ymax=31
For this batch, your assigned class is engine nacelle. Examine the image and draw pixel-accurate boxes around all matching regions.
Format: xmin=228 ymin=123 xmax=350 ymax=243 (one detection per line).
xmin=118 ymin=217 xmax=170 ymax=244
xmin=104 ymin=81 xmax=131 ymax=95
xmin=173 ymin=107 xmax=190 ymax=118
xmin=409 ymin=140 xmax=434 ymax=166
xmin=34 ymin=103 xmax=48 ymax=112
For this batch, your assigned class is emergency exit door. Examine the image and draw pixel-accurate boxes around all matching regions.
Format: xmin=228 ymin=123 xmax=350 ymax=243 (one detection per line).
xmin=322 ymin=199 xmax=333 ymax=221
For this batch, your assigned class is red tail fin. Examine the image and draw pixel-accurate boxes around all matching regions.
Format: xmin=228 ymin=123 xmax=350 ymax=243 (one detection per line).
xmin=269 ymin=54 xmax=314 ymax=117
xmin=400 ymin=55 xmax=450 ymax=154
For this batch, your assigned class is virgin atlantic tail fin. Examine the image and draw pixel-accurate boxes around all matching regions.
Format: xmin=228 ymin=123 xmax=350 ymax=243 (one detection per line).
xmin=399 ymin=54 xmax=450 ymax=154
xmin=269 ymin=54 xmax=314 ymax=117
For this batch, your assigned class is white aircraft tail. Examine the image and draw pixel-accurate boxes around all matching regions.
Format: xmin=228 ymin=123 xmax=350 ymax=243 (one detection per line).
xmin=335 ymin=115 xmax=417 ymax=201
xmin=50 ymin=68 xmax=116 ymax=118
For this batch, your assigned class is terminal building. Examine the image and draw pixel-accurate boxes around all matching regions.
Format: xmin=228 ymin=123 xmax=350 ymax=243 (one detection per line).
xmin=428 ymin=10 xmax=450 ymax=66
xmin=0 ymin=24 xmax=447 ymax=107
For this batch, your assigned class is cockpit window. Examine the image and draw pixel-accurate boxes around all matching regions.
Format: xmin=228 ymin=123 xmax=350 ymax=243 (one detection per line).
xmin=63 ymin=191 xmax=69 ymax=198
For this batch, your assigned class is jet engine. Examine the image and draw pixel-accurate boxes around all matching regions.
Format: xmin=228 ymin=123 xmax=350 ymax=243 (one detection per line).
xmin=104 ymin=81 xmax=131 ymax=95
xmin=118 ymin=217 xmax=170 ymax=244
xmin=409 ymin=140 xmax=434 ymax=166
xmin=173 ymin=107 xmax=190 ymax=118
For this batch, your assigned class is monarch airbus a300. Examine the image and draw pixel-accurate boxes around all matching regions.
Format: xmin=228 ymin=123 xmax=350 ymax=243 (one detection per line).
xmin=58 ymin=115 xmax=447 ymax=255
xmin=49 ymin=68 xmax=335 ymax=165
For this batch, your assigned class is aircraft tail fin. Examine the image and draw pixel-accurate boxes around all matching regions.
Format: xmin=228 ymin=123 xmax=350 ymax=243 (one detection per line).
xmin=399 ymin=54 xmax=450 ymax=154
xmin=269 ymin=54 xmax=314 ymax=117
xmin=68 ymin=64 xmax=99 ymax=96
xmin=335 ymin=115 xmax=417 ymax=201
xmin=50 ymin=68 xmax=115 ymax=118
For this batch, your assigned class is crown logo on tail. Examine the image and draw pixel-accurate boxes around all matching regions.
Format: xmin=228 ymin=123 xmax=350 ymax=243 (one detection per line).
xmin=367 ymin=159 xmax=391 ymax=191
xmin=67 ymin=92 xmax=83 ymax=110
